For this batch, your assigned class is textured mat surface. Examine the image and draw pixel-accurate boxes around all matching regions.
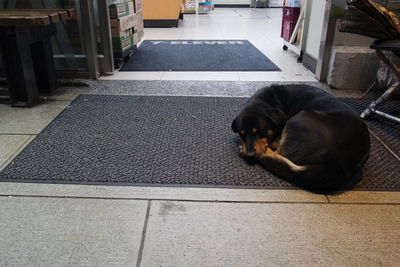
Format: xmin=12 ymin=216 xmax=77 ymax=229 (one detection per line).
xmin=0 ymin=95 xmax=399 ymax=190
xmin=120 ymin=40 xmax=280 ymax=71
xmin=341 ymin=97 xmax=400 ymax=158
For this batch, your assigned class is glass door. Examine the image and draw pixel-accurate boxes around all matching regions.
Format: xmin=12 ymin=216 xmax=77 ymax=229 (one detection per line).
xmin=0 ymin=0 xmax=114 ymax=79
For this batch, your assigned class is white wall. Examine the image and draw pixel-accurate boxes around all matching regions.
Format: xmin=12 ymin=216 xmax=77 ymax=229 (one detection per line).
xmin=304 ymin=0 xmax=326 ymax=60
xmin=214 ymin=0 xmax=250 ymax=4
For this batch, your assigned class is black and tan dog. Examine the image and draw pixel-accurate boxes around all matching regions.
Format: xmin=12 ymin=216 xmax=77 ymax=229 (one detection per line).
xmin=232 ymin=84 xmax=371 ymax=194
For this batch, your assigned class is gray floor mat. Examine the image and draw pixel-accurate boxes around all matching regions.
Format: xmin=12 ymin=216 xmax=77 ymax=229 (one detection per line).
xmin=120 ymin=40 xmax=280 ymax=71
xmin=0 ymin=95 xmax=399 ymax=190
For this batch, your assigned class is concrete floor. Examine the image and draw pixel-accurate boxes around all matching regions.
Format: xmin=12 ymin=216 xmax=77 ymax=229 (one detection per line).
xmin=0 ymin=7 xmax=399 ymax=267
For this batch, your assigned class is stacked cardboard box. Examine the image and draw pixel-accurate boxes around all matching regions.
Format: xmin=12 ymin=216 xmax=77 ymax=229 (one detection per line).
xmin=109 ymin=1 xmax=134 ymax=18
xmin=133 ymin=9 xmax=144 ymax=41
xmin=109 ymin=0 xmax=144 ymax=56
xmin=133 ymin=0 xmax=143 ymax=12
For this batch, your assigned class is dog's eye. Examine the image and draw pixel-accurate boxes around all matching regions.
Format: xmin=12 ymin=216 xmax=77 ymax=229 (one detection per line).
xmin=252 ymin=128 xmax=257 ymax=133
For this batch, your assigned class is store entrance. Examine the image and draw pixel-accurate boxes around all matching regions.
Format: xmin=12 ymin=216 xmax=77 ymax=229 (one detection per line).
xmin=107 ymin=2 xmax=316 ymax=83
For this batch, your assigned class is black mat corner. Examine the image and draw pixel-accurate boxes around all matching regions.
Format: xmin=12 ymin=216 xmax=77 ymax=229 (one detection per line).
xmin=120 ymin=40 xmax=281 ymax=72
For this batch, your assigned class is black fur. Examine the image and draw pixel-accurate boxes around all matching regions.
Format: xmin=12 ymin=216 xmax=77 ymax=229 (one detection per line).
xmin=232 ymin=84 xmax=371 ymax=194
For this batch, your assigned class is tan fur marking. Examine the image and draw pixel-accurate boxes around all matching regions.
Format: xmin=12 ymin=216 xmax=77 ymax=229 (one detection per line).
xmin=261 ymin=153 xmax=306 ymax=172
xmin=279 ymin=155 xmax=306 ymax=171
xmin=252 ymin=128 xmax=258 ymax=133
xmin=254 ymin=139 xmax=277 ymax=155
xmin=267 ymin=130 xmax=273 ymax=136
xmin=277 ymin=129 xmax=288 ymax=153
xmin=254 ymin=138 xmax=268 ymax=154
xmin=240 ymin=130 xmax=245 ymax=135
xmin=280 ymin=130 xmax=287 ymax=145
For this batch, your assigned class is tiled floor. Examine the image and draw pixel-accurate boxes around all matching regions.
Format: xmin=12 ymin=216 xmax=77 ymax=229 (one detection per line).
xmin=0 ymin=7 xmax=399 ymax=267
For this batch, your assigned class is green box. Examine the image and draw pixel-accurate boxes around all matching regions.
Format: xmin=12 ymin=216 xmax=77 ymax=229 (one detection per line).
xmin=109 ymin=1 xmax=134 ymax=19
xmin=112 ymin=35 xmax=134 ymax=53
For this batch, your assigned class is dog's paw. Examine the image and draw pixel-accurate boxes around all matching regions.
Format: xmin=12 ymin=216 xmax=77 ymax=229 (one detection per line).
xmin=238 ymin=142 xmax=247 ymax=158
xmin=254 ymin=138 xmax=268 ymax=155
xmin=238 ymin=143 xmax=257 ymax=164
xmin=257 ymin=147 xmax=276 ymax=158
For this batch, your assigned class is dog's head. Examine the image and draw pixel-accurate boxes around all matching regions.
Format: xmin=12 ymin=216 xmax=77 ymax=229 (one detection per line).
xmin=231 ymin=111 xmax=276 ymax=159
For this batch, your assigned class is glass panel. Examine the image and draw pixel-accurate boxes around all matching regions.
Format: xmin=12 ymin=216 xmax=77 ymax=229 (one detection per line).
xmin=0 ymin=0 xmax=89 ymax=74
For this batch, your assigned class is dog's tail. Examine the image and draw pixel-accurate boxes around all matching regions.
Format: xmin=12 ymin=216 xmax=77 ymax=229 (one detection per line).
xmin=257 ymin=153 xmax=361 ymax=194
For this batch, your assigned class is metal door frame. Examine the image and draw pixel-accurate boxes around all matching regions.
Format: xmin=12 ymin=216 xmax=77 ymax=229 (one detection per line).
xmin=77 ymin=0 xmax=114 ymax=79
xmin=315 ymin=0 xmax=332 ymax=81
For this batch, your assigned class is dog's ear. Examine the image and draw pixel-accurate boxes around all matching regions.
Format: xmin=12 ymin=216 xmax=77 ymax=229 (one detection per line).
xmin=231 ymin=117 xmax=239 ymax=133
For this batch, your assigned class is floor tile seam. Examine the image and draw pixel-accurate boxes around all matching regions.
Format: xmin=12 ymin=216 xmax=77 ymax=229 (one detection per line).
xmin=43 ymin=98 xmax=75 ymax=101
xmin=0 ymin=133 xmax=35 ymax=136
xmin=0 ymin=99 xmax=72 ymax=103
xmin=0 ymin=135 xmax=35 ymax=172
xmin=65 ymin=202 xmax=93 ymax=267
xmin=325 ymin=195 xmax=331 ymax=203
xmin=159 ymin=71 xmax=166 ymax=80
xmin=42 ymin=99 xmax=72 ymax=103
xmin=1 ymin=194 xmax=399 ymax=205
xmin=66 ymin=92 xmax=80 ymax=101
xmin=136 ymin=200 xmax=151 ymax=267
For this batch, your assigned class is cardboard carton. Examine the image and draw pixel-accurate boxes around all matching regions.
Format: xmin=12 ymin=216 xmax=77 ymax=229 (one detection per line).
xmin=110 ymin=13 xmax=136 ymax=36
xmin=134 ymin=0 xmax=143 ymax=12
xmin=109 ymin=1 xmax=134 ymax=19
xmin=111 ymin=25 xmax=135 ymax=38
xmin=137 ymin=27 xmax=144 ymax=40
xmin=112 ymin=35 xmax=134 ymax=52
xmin=133 ymin=10 xmax=144 ymax=40
xmin=108 ymin=0 xmax=131 ymax=4
xmin=133 ymin=31 xmax=140 ymax=45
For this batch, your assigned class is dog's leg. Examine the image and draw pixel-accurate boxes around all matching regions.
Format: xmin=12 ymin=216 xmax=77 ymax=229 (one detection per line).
xmin=258 ymin=152 xmax=305 ymax=172
xmin=237 ymin=142 xmax=247 ymax=158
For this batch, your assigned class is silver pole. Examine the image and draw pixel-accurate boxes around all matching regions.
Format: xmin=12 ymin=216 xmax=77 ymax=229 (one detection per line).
xmin=97 ymin=0 xmax=114 ymax=74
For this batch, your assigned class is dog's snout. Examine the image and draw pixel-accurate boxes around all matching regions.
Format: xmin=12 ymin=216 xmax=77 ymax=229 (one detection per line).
xmin=246 ymin=151 xmax=256 ymax=158
xmin=246 ymin=140 xmax=255 ymax=154
xmin=243 ymin=152 xmax=257 ymax=164
xmin=244 ymin=140 xmax=257 ymax=163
